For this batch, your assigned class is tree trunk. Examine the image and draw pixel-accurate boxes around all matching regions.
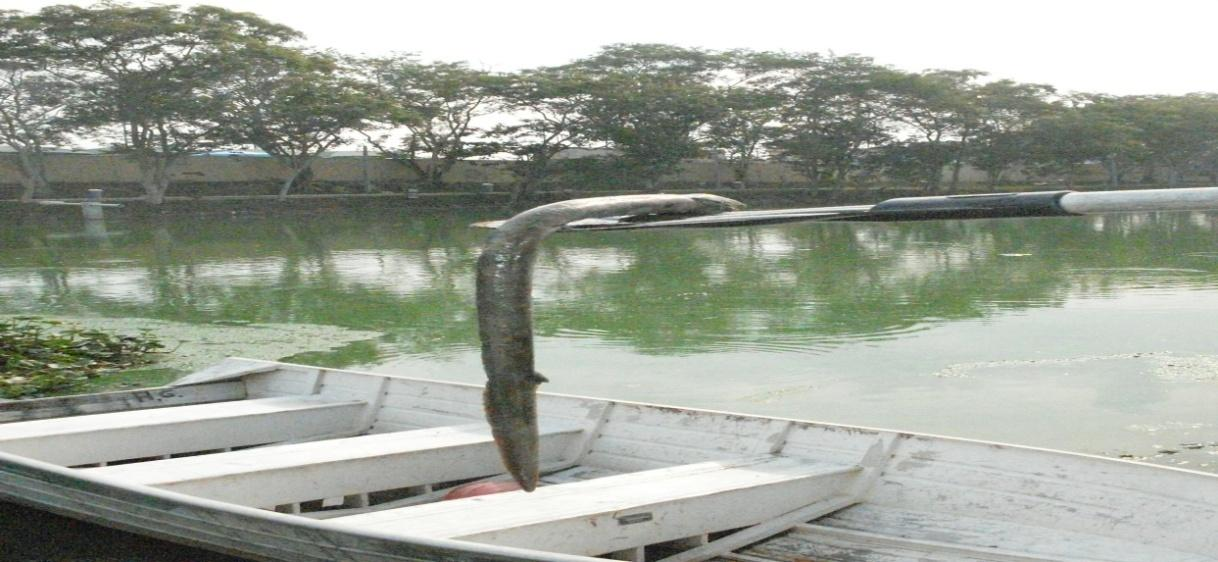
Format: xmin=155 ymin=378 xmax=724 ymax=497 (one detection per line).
xmin=14 ymin=149 xmax=51 ymax=202
xmin=361 ymin=146 xmax=374 ymax=193
xmin=949 ymin=159 xmax=963 ymax=192
xmin=17 ymin=175 xmax=47 ymax=203
xmin=138 ymin=156 xmax=174 ymax=206
xmin=278 ymin=159 xmax=316 ymax=202
xmin=732 ymin=159 xmax=749 ymax=184
xmin=986 ymin=169 xmax=1003 ymax=189
xmin=1104 ymin=155 xmax=1120 ymax=189
xmin=1141 ymin=161 xmax=1157 ymax=185
xmin=927 ymin=163 xmax=943 ymax=192
xmin=1166 ymin=166 xmax=1181 ymax=188
xmin=834 ymin=163 xmax=851 ymax=187
xmin=17 ymin=172 xmax=49 ymax=203
xmin=509 ymin=159 xmax=550 ymax=210
xmin=278 ymin=176 xmax=295 ymax=202
xmin=800 ymin=162 xmax=820 ymax=188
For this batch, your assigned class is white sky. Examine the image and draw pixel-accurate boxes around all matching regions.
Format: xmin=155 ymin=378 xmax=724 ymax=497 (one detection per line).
xmin=8 ymin=0 xmax=1218 ymax=96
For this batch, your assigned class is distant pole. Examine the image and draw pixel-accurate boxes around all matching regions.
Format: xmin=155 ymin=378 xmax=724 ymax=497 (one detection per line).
xmin=82 ymin=189 xmax=105 ymax=221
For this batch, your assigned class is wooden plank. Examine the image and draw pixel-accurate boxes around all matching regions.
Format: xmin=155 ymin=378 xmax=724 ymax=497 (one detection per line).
xmin=582 ymin=403 xmax=789 ymax=472
xmin=872 ymin=436 xmax=1218 ymax=556
xmin=302 ymin=460 xmax=584 ymax=520
xmin=654 ymin=495 xmax=857 ymax=562
xmin=244 ymin=367 xmax=322 ymax=398
xmin=373 ymin=379 xmax=486 ymax=431
xmin=654 ymin=440 xmax=886 ymax=562
xmin=0 ymin=397 xmax=366 ymax=465
xmin=784 ymin=523 xmax=1110 ymax=562
xmin=0 ymin=382 xmax=245 ymax=423
xmin=87 ymin=422 xmax=583 ymax=508
xmin=332 ymin=455 xmax=863 ymax=557
xmin=798 ymin=505 xmax=1214 ymax=562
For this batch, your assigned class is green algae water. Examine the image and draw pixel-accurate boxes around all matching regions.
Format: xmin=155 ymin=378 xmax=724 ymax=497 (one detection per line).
xmin=3 ymin=209 xmax=1217 ymax=467
xmin=2 ymin=208 xmax=1217 ymax=560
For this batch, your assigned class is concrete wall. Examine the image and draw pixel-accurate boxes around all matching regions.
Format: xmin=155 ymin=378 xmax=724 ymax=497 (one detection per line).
xmin=0 ymin=151 xmax=1102 ymax=200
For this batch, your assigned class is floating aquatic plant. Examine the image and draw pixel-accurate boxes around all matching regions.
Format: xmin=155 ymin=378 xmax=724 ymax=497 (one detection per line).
xmin=0 ymin=317 xmax=164 ymax=398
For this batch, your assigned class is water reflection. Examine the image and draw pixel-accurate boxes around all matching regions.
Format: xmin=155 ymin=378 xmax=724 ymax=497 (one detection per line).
xmin=2 ymin=212 xmax=1216 ymax=358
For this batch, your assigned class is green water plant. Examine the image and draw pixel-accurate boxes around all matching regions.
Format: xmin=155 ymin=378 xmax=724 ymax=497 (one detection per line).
xmin=0 ymin=317 xmax=164 ymax=398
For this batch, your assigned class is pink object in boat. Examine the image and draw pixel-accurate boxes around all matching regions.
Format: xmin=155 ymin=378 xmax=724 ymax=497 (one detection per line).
xmin=443 ymin=480 xmax=523 ymax=500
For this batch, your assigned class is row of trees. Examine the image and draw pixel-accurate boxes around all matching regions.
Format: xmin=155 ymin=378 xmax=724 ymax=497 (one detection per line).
xmin=4 ymin=3 xmax=1218 ymax=204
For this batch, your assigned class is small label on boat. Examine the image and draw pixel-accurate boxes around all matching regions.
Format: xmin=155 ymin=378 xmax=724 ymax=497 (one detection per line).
xmin=616 ymin=512 xmax=653 ymax=525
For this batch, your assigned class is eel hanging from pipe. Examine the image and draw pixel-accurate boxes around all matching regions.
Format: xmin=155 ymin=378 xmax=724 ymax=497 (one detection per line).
xmin=476 ymin=194 xmax=744 ymax=491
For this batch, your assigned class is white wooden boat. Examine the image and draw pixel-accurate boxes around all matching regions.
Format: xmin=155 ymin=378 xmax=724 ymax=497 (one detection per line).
xmin=1 ymin=356 xmax=1216 ymax=562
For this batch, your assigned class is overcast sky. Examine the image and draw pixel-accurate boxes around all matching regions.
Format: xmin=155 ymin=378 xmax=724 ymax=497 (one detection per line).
xmin=8 ymin=0 xmax=1217 ymax=96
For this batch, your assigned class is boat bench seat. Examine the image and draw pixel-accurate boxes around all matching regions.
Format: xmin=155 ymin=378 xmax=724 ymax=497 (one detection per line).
xmin=85 ymin=421 xmax=584 ymax=509
xmin=0 ymin=396 xmax=367 ymax=466
xmin=331 ymin=454 xmax=866 ymax=557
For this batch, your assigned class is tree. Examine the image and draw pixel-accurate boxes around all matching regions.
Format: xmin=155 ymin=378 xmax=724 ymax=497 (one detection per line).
xmin=33 ymin=3 xmax=301 ymax=204
xmin=1123 ymin=95 xmax=1218 ymax=187
xmin=1025 ymin=101 xmax=1135 ymax=187
xmin=0 ymin=10 xmax=80 ymax=201
xmin=492 ymin=66 xmax=594 ymax=206
xmin=358 ymin=56 xmax=504 ymax=190
xmin=965 ymin=80 xmax=1055 ymax=187
xmin=700 ymin=50 xmax=805 ymax=184
xmin=216 ymin=47 xmax=375 ymax=200
xmin=885 ymin=69 xmax=984 ymax=191
xmin=769 ymin=54 xmax=894 ymax=187
xmin=567 ymin=44 xmax=724 ymax=188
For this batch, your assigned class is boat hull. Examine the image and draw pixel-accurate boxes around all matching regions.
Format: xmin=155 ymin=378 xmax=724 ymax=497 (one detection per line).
xmin=1 ymin=359 xmax=1215 ymax=562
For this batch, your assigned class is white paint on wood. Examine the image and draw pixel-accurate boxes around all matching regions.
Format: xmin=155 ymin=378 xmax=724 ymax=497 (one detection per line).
xmin=790 ymin=518 xmax=1210 ymax=562
xmin=582 ymin=403 xmax=789 ymax=472
xmin=87 ymin=422 xmax=582 ymax=508
xmin=333 ymin=455 xmax=862 ymax=556
xmin=0 ymin=397 xmax=366 ymax=465
xmin=867 ymin=436 xmax=1218 ymax=556
xmin=302 ymin=460 xmax=582 ymax=520
xmin=373 ymin=379 xmax=486 ymax=431
xmin=656 ymin=495 xmax=858 ymax=562
xmin=655 ymin=439 xmax=885 ymax=562
xmin=0 ymin=382 xmax=246 ymax=423
xmin=781 ymin=422 xmax=894 ymax=466
xmin=168 ymin=357 xmax=280 ymax=387
xmin=604 ymin=546 xmax=645 ymax=561
xmin=243 ymin=367 xmax=323 ymax=398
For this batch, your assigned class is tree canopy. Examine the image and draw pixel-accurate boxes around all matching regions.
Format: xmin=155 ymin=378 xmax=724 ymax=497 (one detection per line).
xmin=2 ymin=3 xmax=1217 ymax=204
